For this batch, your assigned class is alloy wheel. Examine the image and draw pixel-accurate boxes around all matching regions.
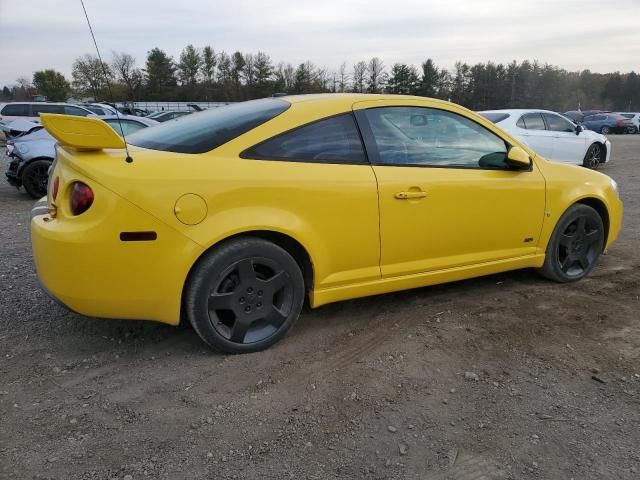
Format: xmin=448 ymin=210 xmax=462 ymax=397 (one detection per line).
xmin=584 ymin=145 xmax=601 ymax=169
xmin=24 ymin=163 xmax=49 ymax=197
xmin=556 ymin=215 xmax=602 ymax=277
xmin=207 ymin=257 xmax=293 ymax=344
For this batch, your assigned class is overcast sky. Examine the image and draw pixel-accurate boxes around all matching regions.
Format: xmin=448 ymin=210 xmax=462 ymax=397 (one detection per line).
xmin=0 ymin=0 xmax=638 ymax=86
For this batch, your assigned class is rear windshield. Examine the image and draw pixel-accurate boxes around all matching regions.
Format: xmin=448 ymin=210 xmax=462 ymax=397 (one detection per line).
xmin=479 ymin=112 xmax=510 ymax=123
xmin=127 ymin=98 xmax=290 ymax=153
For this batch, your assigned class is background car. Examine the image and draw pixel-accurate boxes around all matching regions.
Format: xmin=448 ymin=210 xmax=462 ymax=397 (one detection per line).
xmin=82 ymin=103 xmax=119 ymax=116
xmin=616 ymin=112 xmax=640 ymax=133
xmin=562 ymin=110 xmax=604 ymax=123
xmin=582 ymin=113 xmax=634 ymax=134
xmin=5 ymin=115 xmax=158 ymax=198
xmin=0 ymin=102 xmax=94 ymax=122
xmin=479 ymin=109 xmax=610 ymax=169
xmin=146 ymin=110 xmax=191 ymax=122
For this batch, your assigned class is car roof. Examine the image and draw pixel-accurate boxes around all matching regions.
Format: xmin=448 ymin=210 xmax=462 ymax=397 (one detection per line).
xmin=281 ymin=93 xmax=452 ymax=108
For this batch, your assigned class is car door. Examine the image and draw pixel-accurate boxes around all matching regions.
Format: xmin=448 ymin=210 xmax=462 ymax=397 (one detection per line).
xmin=515 ymin=112 xmax=555 ymax=158
xmin=541 ymin=112 xmax=586 ymax=164
xmin=353 ymin=100 xmax=545 ymax=277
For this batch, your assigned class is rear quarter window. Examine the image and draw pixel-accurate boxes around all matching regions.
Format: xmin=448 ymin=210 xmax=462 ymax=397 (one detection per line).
xmin=127 ymin=99 xmax=290 ymax=154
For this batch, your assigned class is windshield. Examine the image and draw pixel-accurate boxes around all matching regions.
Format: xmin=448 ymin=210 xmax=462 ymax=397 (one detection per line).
xmin=127 ymin=99 xmax=290 ymax=154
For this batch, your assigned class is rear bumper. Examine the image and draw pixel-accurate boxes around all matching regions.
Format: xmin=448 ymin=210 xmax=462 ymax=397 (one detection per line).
xmin=30 ymin=190 xmax=203 ymax=325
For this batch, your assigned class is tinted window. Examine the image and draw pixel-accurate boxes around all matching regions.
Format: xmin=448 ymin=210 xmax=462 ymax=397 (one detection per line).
xmin=86 ymin=106 xmax=105 ymax=115
xmin=543 ymin=113 xmax=575 ymax=132
xmin=128 ymin=99 xmax=290 ymax=154
xmin=32 ymin=104 xmax=64 ymax=115
xmin=479 ymin=112 xmax=510 ymax=123
xmin=242 ymin=114 xmax=366 ymax=164
xmin=585 ymin=115 xmax=604 ymax=121
xmin=620 ymin=113 xmax=634 ymax=119
xmin=64 ymin=106 xmax=90 ymax=116
xmin=364 ymin=107 xmax=509 ymax=169
xmin=1 ymin=104 xmax=30 ymax=116
xmin=105 ymin=119 xmax=147 ymax=137
xmin=520 ymin=113 xmax=546 ymax=130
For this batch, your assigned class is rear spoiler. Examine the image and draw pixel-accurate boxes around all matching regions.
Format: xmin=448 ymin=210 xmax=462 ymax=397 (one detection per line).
xmin=40 ymin=113 xmax=125 ymax=150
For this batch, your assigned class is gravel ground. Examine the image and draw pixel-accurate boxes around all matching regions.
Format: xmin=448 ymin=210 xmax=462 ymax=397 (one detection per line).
xmin=0 ymin=136 xmax=639 ymax=480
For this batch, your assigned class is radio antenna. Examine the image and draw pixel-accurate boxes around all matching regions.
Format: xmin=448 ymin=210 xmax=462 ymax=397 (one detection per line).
xmin=79 ymin=0 xmax=133 ymax=163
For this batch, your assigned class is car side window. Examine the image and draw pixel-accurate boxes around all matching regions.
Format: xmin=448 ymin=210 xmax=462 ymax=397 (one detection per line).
xmin=543 ymin=113 xmax=575 ymax=133
xmin=520 ymin=113 xmax=546 ymax=130
xmin=242 ymin=113 xmax=366 ymax=164
xmin=363 ymin=106 xmax=509 ymax=170
xmin=32 ymin=104 xmax=64 ymax=116
xmin=105 ymin=120 xmax=147 ymax=137
xmin=64 ymin=106 xmax=90 ymax=116
xmin=1 ymin=104 xmax=30 ymax=116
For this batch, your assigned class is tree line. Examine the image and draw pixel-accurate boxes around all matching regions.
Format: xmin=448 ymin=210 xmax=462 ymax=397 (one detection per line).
xmin=2 ymin=45 xmax=639 ymax=112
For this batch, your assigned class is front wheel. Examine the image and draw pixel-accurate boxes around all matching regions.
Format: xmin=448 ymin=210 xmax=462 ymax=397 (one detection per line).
xmin=537 ymin=204 xmax=605 ymax=283
xmin=583 ymin=143 xmax=603 ymax=169
xmin=184 ymin=237 xmax=305 ymax=353
xmin=21 ymin=159 xmax=51 ymax=198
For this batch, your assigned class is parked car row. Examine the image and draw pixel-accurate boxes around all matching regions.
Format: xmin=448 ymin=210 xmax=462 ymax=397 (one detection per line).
xmin=563 ymin=109 xmax=638 ymax=134
xmin=479 ymin=109 xmax=610 ymax=169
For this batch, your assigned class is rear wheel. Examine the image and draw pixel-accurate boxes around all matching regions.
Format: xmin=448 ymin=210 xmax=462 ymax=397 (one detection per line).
xmin=21 ymin=159 xmax=51 ymax=198
xmin=583 ymin=143 xmax=603 ymax=169
xmin=600 ymin=126 xmax=610 ymax=134
xmin=185 ymin=237 xmax=305 ymax=353
xmin=537 ymin=204 xmax=605 ymax=283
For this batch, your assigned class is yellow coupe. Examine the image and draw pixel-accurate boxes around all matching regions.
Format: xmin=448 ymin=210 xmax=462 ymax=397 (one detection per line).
xmin=31 ymin=94 xmax=623 ymax=353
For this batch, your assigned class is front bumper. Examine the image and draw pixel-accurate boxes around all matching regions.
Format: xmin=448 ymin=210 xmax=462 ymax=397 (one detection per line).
xmin=30 ymin=188 xmax=203 ymax=326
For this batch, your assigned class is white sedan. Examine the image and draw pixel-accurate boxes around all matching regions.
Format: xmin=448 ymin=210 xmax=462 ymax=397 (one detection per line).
xmin=479 ymin=109 xmax=611 ymax=169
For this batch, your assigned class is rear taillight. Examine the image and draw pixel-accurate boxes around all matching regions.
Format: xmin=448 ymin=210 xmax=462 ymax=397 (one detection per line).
xmin=69 ymin=182 xmax=94 ymax=215
xmin=52 ymin=176 xmax=59 ymax=201
xmin=616 ymin=119 xmax=624 ymax=126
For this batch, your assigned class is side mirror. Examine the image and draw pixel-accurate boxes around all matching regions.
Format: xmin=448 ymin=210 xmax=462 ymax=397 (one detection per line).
xmin=506 ymin=146 xmax=531 ymax=170
xmin=576 ymin=124 xmax=583 ymax=135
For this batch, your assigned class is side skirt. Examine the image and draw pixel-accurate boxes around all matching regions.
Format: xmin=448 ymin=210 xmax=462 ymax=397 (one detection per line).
xmin=310 ymin=254 xmax=546 ymax=308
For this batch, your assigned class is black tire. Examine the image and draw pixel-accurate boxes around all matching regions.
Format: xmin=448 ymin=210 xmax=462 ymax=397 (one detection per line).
xmin=583 ymin=143 xmax=603 ymax=169
xmin=21 ymin=159 xmax=51 ymax=199
xmin=600 ymin=126 xmax=610 ymax=135
xmin=537 ymin=204 xmax=605 ymax=283
xmin=185 ymin=237 xmax=305 ymax=353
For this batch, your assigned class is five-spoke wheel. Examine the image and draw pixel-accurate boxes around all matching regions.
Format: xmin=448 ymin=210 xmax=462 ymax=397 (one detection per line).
xmin=185 ymin=237 xmax=305 ymax=353
xmin=538 ymin=204 xmax=605 ymax=282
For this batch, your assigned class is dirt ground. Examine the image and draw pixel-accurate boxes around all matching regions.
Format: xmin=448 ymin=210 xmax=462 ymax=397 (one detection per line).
xmin=0 ymin=136 xmax=638 ymax=480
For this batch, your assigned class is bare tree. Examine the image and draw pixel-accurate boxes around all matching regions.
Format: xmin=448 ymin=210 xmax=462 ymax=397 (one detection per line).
xmin=366 ymin=57 xmax=386 ymax=93
xmin=337 ymin=62 xmax=349 ymax=92
xmin=352 ymin=61 xmax=367 ymax=93
xmin=112 ymin=51 xmax=141 ymax=100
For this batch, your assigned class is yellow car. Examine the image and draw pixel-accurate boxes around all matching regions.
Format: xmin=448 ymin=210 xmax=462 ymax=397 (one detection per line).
xmin=31 ymin=94 xmax=623 ymax=353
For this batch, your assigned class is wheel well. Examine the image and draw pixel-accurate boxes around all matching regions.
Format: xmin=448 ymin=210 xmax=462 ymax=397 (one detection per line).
xmin=576 ymin=197 xmax=609 ymax=248
xmin=180 ymin=231 xmax=315 ymax=325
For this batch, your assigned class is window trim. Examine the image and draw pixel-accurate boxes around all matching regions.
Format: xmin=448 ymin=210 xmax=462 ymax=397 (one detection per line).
xmin=240 ymin=111 xmax=370 ymax=166
xmin=354 ymin=106 xmax=531 ymax=172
